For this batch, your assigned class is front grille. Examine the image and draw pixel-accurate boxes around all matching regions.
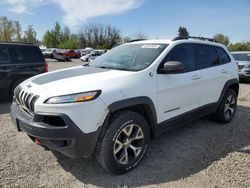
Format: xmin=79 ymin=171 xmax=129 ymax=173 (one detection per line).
xmin=245 ymin=70 xmax=250 ymax=75
xmin=14 ymin=86 xmax=39 ymax=115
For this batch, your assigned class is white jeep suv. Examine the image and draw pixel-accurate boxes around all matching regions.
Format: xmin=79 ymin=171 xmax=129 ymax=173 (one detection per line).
xmin=11 ymin=37 xmax=239 ymax=174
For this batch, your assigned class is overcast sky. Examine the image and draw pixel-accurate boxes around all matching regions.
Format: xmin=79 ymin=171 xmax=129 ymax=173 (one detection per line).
xmin=0 ymin=0 xmax=249 ymax=43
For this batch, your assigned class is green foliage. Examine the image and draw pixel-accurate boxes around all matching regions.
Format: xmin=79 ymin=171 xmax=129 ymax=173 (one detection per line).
xmin=22 ymin=25 xmax=38 ymax=44
xmin=213 ymin=33 xmax=230 ymax=46
xmin=229 ymin=42 xmax=250 ymax=51
xmin=0 ymin=16 xmax=22 ymax=41
xmin=0 ymin=16 xmax=40 ymax=44
xmin=178 ymin=26 xmax=189 ymax=37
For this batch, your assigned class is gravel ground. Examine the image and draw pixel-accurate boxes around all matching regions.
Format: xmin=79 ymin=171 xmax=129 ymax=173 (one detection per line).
xmin=0 ymin=59 xmax=249 ymax=188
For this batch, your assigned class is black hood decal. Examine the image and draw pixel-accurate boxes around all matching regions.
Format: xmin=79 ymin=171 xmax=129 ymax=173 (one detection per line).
xmin=32 ymin=66 xmax=109 ymax=85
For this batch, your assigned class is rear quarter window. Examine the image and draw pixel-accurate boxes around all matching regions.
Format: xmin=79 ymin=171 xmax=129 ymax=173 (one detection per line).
xmin=216 ymin=47 xmax=231 ymax=64
xmin=0 ymin=46 xmax=10 ymax=63
xmin=8 ymin=45 xmax=44 ymax=64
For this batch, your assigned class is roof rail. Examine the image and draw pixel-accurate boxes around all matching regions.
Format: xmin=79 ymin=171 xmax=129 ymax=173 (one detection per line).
xmin=172 ymin=36 xmax=217 ymax=43
xmin=0 ymin=41 xmax=34 ymax=45
xmin=129 ymin=39 xmax=146 ymax=43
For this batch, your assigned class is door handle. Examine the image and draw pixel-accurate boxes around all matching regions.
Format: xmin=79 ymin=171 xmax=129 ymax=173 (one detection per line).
xmin=191 ymin=75 xmax=201 ymax=80
xmin=221 ymin=69 xmax=228 ymax=73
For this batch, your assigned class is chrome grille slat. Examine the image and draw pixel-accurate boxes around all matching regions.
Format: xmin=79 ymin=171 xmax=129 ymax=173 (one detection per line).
xmin=14 ymin=86 xmax=39 ymax=116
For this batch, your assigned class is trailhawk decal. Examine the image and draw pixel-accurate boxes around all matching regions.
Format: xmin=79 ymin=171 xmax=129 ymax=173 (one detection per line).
xmin=32 ymin=66 xmax=109 ymax=85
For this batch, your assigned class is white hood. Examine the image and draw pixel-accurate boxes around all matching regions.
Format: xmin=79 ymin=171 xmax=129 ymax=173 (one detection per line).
xmin=20 ymin=66 xmax=134 ymax=99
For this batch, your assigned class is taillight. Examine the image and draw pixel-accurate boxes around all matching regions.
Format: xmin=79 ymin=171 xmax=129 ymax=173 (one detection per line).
xmin=44 ymin=62 xmax=48 ymax=72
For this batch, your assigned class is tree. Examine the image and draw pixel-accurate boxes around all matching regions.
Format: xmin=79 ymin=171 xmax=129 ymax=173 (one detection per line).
xmin=123 ymin=36 xmax=132 ymax=43
xmin=22 ymin=25 xmax=38 ymax=44
xmin=43 ymin=22 xmax=62 ymax=48
xmin=14 ymin=21 xmax=22 ymax=42
xmin=178 ymin=26 xmax=189 ymax=38
xmin=213 ymin=33 xmax=230 ymax=46
xmin=229 ymin=42 xmax=250 ymax=51
xmin=0 ymin=16 xmax=21 ymax=41
xmin=132 ymin=32 xmax=148 ymax=40
xmin=78 ymin=23 xmax=121 ymax=49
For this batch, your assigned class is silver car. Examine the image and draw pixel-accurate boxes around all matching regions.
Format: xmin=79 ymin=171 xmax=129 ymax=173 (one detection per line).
xmin=231 ymin=51 xmax=250 ymax=81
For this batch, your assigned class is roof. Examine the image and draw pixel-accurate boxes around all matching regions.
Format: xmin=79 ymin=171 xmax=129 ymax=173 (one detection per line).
xmin=0 ymin=41 xmax=35 ymax=46
xmin=129 ymin=38 xmax=226 ymax=48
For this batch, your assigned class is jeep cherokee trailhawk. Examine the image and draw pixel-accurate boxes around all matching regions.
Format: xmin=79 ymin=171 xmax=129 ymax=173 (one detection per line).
xmin=11 ymin=36 xmax=239 ymax=174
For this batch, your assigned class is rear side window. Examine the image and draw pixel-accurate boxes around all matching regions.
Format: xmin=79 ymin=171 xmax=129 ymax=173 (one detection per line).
xmin=9 ymin=45 xmax=44 ymax=64
xmin=216 ymin=47 xmax=231 ymax=64
xmin=165 ymin=43 xmax=196 ymax=72
xmin=0 ymin=46 xmax=10 ymax=63
xmin=195 ymin=44 xmax=220 ymax=69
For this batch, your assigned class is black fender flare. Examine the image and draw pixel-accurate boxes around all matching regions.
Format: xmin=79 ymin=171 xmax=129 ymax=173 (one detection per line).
xmin=106 ymin=96 xmax=158 ymax=138
xmin=217 ymin=78 xmax=239 ymax=107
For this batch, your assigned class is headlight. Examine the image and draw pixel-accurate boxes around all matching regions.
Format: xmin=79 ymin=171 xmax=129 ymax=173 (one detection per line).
xmin=243 ymin=64 xmax=250 ymax=68
xmin=44 ymin=90 xmax=101 ymax=104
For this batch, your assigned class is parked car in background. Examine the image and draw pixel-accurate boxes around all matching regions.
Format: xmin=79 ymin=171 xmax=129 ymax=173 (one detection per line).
xmin=231 ymin=51 xmax=250 ymax=81
xmin=53 ymin=52 xmax=71 ymax=62
xmin=88 ymin=51 xmax=104 ymax=62
xmin=0 ymin=42 xmax=47 ymax=98
xmin=80 ymin=48 xmax=93 ymax=57
xmin=63 ymin=50 xmax=80 ymax=58
xmin=80 ymin=52 xmax=94 ymax=62
xmin=42 ymin=48 xmax=57 ymax=58
xmin=80 ymin=50 xmax=105 ymax=62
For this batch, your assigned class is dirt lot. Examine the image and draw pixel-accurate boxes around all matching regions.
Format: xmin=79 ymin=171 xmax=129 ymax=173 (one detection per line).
xmin=0 ymin=59 xmax=249 ymax=188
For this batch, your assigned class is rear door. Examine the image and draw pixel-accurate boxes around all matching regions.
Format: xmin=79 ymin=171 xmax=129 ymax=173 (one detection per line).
xmin=157 ymin=43 xmax=202 ymax=123
xmin=195 ymin=44 xmax=227 ymax=105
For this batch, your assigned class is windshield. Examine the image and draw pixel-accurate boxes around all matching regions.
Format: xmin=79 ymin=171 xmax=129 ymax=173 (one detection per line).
xmin=89 ymin=43 xmax=168 ymax=71
xmin=232 ymin=53 xmax=250 ymax=61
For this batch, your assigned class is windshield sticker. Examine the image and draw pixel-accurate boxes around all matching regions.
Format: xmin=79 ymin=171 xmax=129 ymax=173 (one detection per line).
xmin=142 ymin=45 xmax=161 ymax=49
xmin=247 ymin=54 xmax=250 ymax=56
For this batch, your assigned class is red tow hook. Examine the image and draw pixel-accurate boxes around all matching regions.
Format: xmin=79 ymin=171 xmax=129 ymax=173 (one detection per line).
xmin=35 ymin=138 xmax=41 ymax=145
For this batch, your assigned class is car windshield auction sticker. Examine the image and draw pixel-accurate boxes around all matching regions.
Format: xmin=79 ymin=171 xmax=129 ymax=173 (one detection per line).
xmin=142 ymin=45 xmax=161 ymax=49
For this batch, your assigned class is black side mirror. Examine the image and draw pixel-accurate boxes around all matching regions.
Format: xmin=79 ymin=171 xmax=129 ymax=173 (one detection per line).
xmin=158 ymin=61 xmax=185 ymax=74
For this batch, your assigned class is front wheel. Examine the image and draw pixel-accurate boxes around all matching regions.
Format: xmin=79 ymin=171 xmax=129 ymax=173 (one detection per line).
xmin=214 ymin=89 xmax=237 ymax=123
xmin=96 ymin=111 xmax=149 ymax=174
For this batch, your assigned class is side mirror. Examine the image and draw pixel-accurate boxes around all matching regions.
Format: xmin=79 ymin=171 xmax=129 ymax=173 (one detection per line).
xmin=158 ymin=61 xmax=185 ymax=74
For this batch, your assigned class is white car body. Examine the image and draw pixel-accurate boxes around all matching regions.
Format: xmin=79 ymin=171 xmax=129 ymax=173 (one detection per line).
xmin=11 ymin=38 xmax=239 ymax=162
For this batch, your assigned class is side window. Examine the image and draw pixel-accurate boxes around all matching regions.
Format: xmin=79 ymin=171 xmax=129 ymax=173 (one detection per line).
xmin=0 ymin=46 xmax=10 ymax=63
xmin=165 ymin=44 xmax=196 ymax=72
xmin=196 ymin=44 xmax=220 ymax=69
xmin=216 ymin=47 xmax=231 ymax=64
xmin=9 ymin=45 xmax=44 ymax=63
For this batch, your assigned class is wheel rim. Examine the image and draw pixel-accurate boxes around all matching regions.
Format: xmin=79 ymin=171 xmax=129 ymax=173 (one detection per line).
xmin=113 ymin=124 xmax=144 ymax=165
xmin=224 ymin=94 xmax=236 ymax=120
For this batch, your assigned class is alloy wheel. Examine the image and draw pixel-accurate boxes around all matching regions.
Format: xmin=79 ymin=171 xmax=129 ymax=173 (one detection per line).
xmin=113 ymin=124 xmax=144 ymax=165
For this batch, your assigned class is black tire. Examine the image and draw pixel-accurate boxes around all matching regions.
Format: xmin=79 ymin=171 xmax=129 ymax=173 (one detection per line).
xmin=214 ymin=89 xmax=237 ymax=123
xmin=96 ymin=111 xmax=150 ymax=174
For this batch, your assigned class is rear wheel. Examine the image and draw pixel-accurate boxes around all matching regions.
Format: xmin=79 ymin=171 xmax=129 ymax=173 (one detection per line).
xmin=96 ymin=111 xmax=149 ymax=174
xmin=214 ymin=89 xmax=237 ymax=123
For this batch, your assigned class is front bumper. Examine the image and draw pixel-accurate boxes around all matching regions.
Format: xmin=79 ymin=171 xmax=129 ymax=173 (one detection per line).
xmin=239 ymin=68 xmax=250 ymax=81
xmin=10 ymin=102 xmax=101 ymax=158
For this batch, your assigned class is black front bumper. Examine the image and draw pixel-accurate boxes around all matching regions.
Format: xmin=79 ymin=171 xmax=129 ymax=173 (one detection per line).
xmin=239 ymin=73 xmax=250 ymax=81
xmin=10 ymin=102 xmax=101 ymax=158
